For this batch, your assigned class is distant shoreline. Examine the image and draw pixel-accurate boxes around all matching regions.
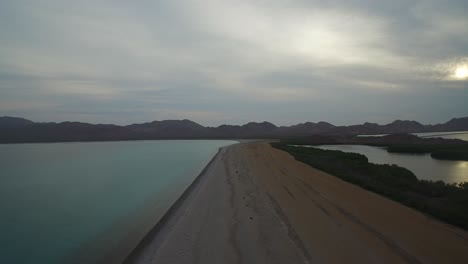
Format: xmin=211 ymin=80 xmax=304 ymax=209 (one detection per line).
xmin=358 ymin=130 xmax=468 ymax=138
xmin=418 ymin=131 xmax=468 ymax=137
xmin=2 ymin=116 xmax=467 ymax=144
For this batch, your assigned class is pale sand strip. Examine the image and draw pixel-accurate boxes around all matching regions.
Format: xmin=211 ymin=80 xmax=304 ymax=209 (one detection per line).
xmin=126 ymin=143 xmax=468 ymax=264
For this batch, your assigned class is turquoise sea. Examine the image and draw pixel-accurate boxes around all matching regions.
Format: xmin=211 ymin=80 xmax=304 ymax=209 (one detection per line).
xmin=0 ymin=140 xmax=234 ymax=264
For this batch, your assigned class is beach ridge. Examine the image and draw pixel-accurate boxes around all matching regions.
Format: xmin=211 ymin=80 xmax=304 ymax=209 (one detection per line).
xmin=125 ymin=142 xmax=468 ymax=264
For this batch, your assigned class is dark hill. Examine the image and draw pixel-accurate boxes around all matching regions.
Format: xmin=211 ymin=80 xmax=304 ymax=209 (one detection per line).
xmin=0 ymin=116 xmax=467 ymax=143
xmin=0 ymin=116 xmax=34 ymax=129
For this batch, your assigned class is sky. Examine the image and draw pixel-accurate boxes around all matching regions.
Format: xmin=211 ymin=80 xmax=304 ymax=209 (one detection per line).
xmin=0 ymin=0 xmax=467 ymax=126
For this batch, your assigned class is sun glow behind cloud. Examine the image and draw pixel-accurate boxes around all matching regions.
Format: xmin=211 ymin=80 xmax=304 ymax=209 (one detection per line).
xmin=455 ymin=66 xmax=468 ymax=79
xmin=420 ymin=57 xmax=468 ymax=82
xmin=0 ymin=0 xmax=467 ymax=125
xmin=287 ymin=11 xmax=405 ymax=67
xmin=188 ymin=2 xmax=403 ymax=67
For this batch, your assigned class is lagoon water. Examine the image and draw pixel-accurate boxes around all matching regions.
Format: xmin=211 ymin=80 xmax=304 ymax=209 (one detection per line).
xmin=316 ymin=145 xmax=468 ymax=184
xmin=413 ymin=131 xmax=468 ymax=141
xmin=0 ymin=140 xmax=234 ymax=264
xmin=358 ymin=131 xmax=468 ymax=141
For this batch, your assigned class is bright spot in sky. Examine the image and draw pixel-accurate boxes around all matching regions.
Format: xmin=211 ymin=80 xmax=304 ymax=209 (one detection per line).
xmin=455 ymin=66 xmax=468 ymax=79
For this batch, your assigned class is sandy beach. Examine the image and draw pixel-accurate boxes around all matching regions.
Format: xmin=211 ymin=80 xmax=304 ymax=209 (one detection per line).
xmin=125 ymin=142 xmax=468 ymax=264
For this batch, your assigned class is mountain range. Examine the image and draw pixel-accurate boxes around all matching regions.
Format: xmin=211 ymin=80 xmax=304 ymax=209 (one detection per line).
xmin=0 ymin=116 xmax=467 ymax=143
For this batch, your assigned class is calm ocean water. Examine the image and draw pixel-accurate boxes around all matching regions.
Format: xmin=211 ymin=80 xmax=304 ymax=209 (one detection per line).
xmin=0 ymin=140 xmax=235 ymax=264
xmin=316 ymin=145 xmax=468 ymax=183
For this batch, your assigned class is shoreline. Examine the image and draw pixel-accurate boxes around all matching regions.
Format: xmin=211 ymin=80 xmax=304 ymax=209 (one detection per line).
xmin=124 ymin=142 xmax=468 ymax=263
xmin=123 ymin=145 xmax=228 ymax=263
xmin=0 ymin=138 xmax=243 ymax=145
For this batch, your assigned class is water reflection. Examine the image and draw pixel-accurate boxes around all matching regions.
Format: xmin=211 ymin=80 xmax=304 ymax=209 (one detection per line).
xmin=413 ymin=131 xmax=468 ymax=141
xmin=316 ymin=145 xmax=468 ymax=183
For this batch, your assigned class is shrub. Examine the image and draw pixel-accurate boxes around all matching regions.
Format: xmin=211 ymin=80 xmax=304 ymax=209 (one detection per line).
xmin=272 ymin=143 xmax=468 ymax=230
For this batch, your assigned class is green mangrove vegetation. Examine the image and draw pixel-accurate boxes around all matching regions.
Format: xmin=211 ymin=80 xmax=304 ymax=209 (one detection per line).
xmin=272 ymin=143 xmax=468 ymax=230
xmin=281 ymin=134 xmax=468 ymax=161
xmin=431 ymin=150 xmax=468 ymax=161
xmin=386 ymin=144 xmax=468 ymax=161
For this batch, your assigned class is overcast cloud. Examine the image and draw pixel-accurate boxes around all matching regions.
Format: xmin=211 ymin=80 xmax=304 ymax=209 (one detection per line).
xmin=0 ymin=0 xmax=467 ymax=125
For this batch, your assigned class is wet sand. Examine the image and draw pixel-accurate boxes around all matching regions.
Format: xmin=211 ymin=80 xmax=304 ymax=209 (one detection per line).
xmin=125 ymin=142 xmax=468 ymax=264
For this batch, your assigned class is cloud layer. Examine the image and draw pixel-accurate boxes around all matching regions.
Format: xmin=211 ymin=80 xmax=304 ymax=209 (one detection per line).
xmin=1 ymin=0 xmax=467 ymax=125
